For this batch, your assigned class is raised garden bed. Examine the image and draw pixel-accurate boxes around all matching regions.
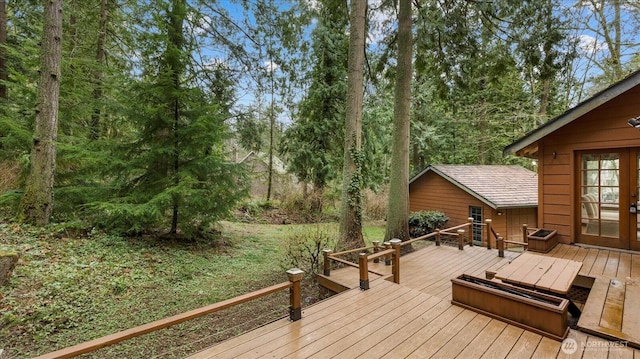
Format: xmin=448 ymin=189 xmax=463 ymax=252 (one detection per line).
xmin=451 ymin=274 xmax=569 ymax=340
xmin=527 ymin=228 xmax=558 ymax=253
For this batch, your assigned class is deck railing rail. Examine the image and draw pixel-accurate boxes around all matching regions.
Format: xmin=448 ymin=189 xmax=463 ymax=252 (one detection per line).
xmin=33 ymin=268 xmax=304 ymax=359
xmin=322 ymin=220 xmax=477 ymax=289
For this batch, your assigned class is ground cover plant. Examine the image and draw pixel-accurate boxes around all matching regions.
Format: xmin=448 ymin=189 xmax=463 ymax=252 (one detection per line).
xmin=0 ymin=218 xmax=385 ymax=358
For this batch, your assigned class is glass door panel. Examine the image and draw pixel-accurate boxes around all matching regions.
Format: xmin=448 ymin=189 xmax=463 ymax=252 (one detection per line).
xmin=469 ymin=206 xmax=482 ymax=245
xmin=580 ymin=153 xmax=620 ymax=238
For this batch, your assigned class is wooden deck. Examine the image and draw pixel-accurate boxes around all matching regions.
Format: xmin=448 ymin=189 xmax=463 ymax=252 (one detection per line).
xmin=542 ymin=244 xmax=640 ymax=348
xmin=187 ymin=244 xmax=640 ymax=358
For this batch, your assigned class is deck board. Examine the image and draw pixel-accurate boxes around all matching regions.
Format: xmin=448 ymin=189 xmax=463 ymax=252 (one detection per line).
xmin=531 ymin=337 xmax=561 ymax=358
xmin=269 ymin=288 xmax=422 ymax=358
xmin=579 ymin=248 xmax=600 ymax=276
xmin=618 ymin=252 xmax=632 ymax=278
xmin=590 ymin=250 xmax=610 ymax=276
xmin=429 ymin=314 xmax=491 ymax=359
xmin=604 ymin=251 xmax=621 ymax=277
xmin=480 ymin=325 xmax=524 ymax=359
xmin=235 ymin=283 xmax=410 ymax=358
xmin=504 ymin=330 xmax=542 ymax=359
xmin=404 ymin=309 xmax=478 ymax=359
xmin=187 ymin=244 xmax=640 ymax=359
xmin=456 ymin=319 xmax=507 ymax=358
xmin=306 ymin=293 xmax=442 ymax=359
xmin=632 ymin=253 xmax=640 ymax=277
xmin=353 ymin=297 xmax=453 ymax=358
xmin=379 ymin=304 xmax=466 ymax=358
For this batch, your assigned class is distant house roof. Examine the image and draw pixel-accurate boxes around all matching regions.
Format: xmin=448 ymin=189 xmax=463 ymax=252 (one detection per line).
xmin=239 ymin=151 xmax=288 ymax=175
xmin=410 ymin=165 xmax=538 ymax=209
xmin=504 ymin=69 xmax=640 ymax=158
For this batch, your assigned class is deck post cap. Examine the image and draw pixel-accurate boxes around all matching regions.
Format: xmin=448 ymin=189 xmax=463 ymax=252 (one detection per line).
xmin=322 ymin=248 xmax=333 ymax=253
xmin=390 ymin=239 xmax=402 ymax=244
xmin=485 ymin=219 xmax=492 ymax=223
xmin=286 ymin=268 xmax=304 ymax=280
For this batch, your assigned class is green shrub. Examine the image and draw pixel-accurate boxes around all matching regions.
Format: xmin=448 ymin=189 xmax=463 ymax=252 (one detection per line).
xmin=408 ymin=211 xmax=449 ymax=237
xmin=281 ymin=226 xmax=337 ymax=276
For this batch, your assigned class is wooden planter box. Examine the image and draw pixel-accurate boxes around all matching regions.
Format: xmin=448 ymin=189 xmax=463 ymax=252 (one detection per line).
xmin=451 ymin=274 xmax=569 ymax=340
xmin=527 ymin=229 xmax=558 ymax=253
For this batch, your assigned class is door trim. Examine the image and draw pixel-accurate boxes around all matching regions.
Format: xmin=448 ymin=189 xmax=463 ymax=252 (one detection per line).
xmin=575 ymin=150 xmax=629 ymax=249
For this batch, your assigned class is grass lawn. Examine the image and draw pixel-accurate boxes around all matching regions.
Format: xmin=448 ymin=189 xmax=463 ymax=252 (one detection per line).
xmin=0 ymin=219 xmax=386 ymax=358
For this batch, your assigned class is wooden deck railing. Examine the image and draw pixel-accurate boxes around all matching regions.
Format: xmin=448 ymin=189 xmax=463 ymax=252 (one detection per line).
xmin=33 ymin=268 xmax=305 ymax=359
xmin=322 ymin=220 xmax=478 ymax=289
xmin=493 ymin=222 xmax=534 ymax=258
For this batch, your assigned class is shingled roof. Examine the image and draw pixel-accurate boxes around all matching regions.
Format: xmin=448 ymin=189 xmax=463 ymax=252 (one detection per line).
xmin=409 ymin=165 xmax=538 ymax=209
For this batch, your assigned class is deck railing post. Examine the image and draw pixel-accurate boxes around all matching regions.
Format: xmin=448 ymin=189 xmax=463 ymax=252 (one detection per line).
xmin=485 ymin=219 xmax=492 ymax=250
xmin=287 ymin=268 xmax=304 ymax=321
xmin=457 ymin=229 xmax=465 ymax=250
xmin=384 ymin=241 xmax=392 ymax=265
xmin=390 ymin=239 xmax=402 ymax=284
xmin=322 ymin=249 xmax=332 ymax=276
xmin=373 ymin=241 xmax=381 ymax=263
xmin=522 ymin=224 xmax=528 ymax=244
xmin=358 ymin=253 xmax=369 ymax=290
xmin=435 ymin=229 xmax=441 ymax=246
xmin=497 ymin=236 xmax=504 ymax=258
xmin=468 ymin=217 xmax=474 ymax=246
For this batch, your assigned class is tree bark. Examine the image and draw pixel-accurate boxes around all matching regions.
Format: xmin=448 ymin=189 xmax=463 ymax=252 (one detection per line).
xmin=168 ymin=0 xmax=186 ymax=235
xmin=90 ymin=0 xmax=109 ymax=140
xmin=385 ymin=0 xmax=412 ymax=244
xmin=0 ymin=0 xmax=7 ymax=99
xmin=18 ymin=0 xmax=63 ymax=226
xmin=339 ymin=0 xmax=366 ymax=250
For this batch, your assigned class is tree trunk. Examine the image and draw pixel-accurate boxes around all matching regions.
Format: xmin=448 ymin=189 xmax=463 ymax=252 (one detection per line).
xmin=0 ymin=0 xmax=7 ymax=99
xmin=18 ymin=0 xmax=63 ymax=226
xmin=385 ymin=0 xmax=412 ymax=245
xmin=339 ymin=0 xmax=366 ymax=250
xmin=168 ymin=0 xmax=185 ymax=235
xmin=90 ymin=0 xmax=109 ymax=140
xmin=267 ymin=71 xmax=275 ymax=202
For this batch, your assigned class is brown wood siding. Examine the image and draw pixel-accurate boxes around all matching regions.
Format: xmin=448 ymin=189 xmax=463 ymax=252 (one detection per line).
xmin=409 ymin=172 xmax=520 ymax=241
xmin=537 ymin=85 xmax=640 ymax=245
xmin=506 ymin=208 xmax=537 ymax=241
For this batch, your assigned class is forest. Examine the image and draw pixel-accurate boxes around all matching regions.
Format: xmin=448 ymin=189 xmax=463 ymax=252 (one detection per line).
xmin=0 ymin=0 xmax=639 ymax=237
xmin=0 ymin=0 xmax=639 ymax=357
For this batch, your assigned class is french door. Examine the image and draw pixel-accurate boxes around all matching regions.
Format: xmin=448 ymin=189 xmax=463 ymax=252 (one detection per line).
xmin=469 ymin=206 xmax=483 ymax=245
xmin=577 ymin=149 xmax=640 ymax=250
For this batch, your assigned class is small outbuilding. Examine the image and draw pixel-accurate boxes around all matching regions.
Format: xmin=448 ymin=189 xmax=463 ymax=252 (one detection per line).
xmin=409 ymin=165 xmax=538 ymax=246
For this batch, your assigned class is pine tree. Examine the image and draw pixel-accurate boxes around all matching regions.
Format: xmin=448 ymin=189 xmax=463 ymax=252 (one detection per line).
xmin=94 ymin=0 xmax=246 ymax=237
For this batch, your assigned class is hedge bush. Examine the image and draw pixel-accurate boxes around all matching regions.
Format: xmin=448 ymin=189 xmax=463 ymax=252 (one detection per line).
xmin=408 ymin=211 xmax=449 ymax=237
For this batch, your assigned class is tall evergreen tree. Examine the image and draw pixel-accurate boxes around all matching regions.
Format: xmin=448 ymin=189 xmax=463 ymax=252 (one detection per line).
xmin=94 ymin=0 xmax=246 ymax=237
xmin=18 ymin=0 xmax=63 ymax=225
xmin=385 ymin=0 xmax=412 ymax=243
xmin=279 ymin=0 xmax=348 ymax=212
xmin=339 ymin=0 xmax=366 ymax=250
xmin=0 ymin=0 xmax=7 ymax=100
